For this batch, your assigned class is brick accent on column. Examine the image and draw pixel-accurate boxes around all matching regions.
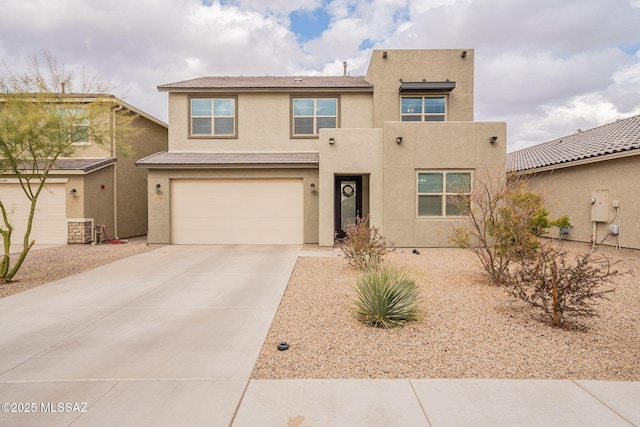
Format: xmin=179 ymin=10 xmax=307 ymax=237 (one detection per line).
xmin=67 ymin=220 xmax=93 ymax=244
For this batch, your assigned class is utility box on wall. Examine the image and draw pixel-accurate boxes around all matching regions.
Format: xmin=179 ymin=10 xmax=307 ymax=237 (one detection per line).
xmin=591 ymin=190 xmax=610 ymax=222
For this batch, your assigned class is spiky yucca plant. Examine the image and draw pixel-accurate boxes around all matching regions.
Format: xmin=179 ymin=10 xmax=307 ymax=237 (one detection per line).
xmin=354 ymin=266 xmax=420 ymax=328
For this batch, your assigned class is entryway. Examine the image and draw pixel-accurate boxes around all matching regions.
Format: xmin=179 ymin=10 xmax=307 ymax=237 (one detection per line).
xmin=334 ymin=175 xmax=369 ymax=238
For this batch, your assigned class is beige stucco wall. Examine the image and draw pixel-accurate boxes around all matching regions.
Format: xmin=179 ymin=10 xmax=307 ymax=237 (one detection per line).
xmin=318 ymin=128 xmax=384 ymax=246
xmin=116 ymin=115 xmax=168 ymax=238
xmin=382 ymin=121 xmax=506 ymax=247
xmin=166 ymin=92 xmax=372 ymax=152
xmin=82 ymin=165 xmax=115 ymax=237
xmin=146 ymin=167 xmax=319 ymax=244
xmin=519 ymin=154 xmax=640 ymax=250
xmin=65 ymin=176 xmax=85 ymax=218
xmin=365 ymin=49 xmax=474 ymax=127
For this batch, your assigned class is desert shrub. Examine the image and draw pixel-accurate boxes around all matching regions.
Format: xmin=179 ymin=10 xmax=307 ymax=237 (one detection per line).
xmin=503 ymin=244 xmax=620 ymax=327
xmin=353 ymin=266 xmax=420 ymax=328
xmin=450 ymin=173 xmax=555 ymax=285
xmin=549 ymin=215 xmax=572 ymax=238
xmin=341 ymin=215 xmax=390 ymax=271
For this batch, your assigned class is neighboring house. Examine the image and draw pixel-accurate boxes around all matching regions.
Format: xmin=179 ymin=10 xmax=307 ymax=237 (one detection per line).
xmin=137 ymin=49 xmax=506 ymax=247
xmin=506 ymin=115 xmax=640 ymax=250
xmin=0 ymin=97 xmax=168 ymax=245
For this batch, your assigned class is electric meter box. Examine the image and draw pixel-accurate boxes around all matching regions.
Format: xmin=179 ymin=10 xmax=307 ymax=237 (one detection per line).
xmin=591 ymin=190 xmax=610 ymax=222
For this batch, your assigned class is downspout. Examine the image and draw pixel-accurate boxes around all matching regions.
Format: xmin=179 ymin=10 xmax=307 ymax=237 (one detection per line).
xmin=111 ymin=102 xmax=125 ymax=239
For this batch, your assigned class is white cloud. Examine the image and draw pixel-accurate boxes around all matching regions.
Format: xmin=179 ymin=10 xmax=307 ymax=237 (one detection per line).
xmin=1 ymin=0 xmax=639 ymax=151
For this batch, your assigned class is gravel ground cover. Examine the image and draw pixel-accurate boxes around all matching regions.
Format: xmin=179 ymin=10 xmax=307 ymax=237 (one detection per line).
xmin=253 ymin=242 xmax=640 ymax=380
xmin=0 ymin=236 xmax=154 ymax=298
xmin=3 ymin=238 xmax=638 ymax=380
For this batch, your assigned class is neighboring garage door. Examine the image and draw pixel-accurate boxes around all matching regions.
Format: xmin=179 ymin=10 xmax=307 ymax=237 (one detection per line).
xmin=0 ymin=182 xmax=67 ymax=245
xmin=170 ymin=178 xmax=304 ymax=244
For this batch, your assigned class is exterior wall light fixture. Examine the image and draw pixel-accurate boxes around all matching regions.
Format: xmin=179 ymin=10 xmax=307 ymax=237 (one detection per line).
xmin=310 ymin=183 xmax=317 ymax=192
xmin=69 ymin=188 xmax=77 ymax=195
xmin=155 ymin=183 xmax=162 ymax=191
xmin=461 ymin=50 xmax=467 ymax=58
xmin=490 ymin=136 xmax=498 ymax=144
xmin=329 ymin=137 xmax=335 ymax=144
xmin=396 ymin=136 xmax=403 ymax=144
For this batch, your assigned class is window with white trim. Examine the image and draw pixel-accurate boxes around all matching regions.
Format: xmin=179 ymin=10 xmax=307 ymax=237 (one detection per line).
xmin=57 ymin=107 xmax=90 ymax=145
xmin=292 ymin=97 xmax=337 ymax=136
xmin=401 ymin=96 xmax=446 ymax=121
xmin=190 ymin=97 xmax=236 ymax=137
xmin=417 ymin=171 xmax=472 ymax=217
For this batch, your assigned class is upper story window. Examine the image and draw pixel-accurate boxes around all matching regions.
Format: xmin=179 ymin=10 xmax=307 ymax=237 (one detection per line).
xmin=292 ymin=97 xmax=337 ymax=136
xmin=401 ymin=96 xmax=446 ymax=122
xmin=417 ymin=171 xmax=472 ymax=217
xmin=190 ymin=97 xmax=236 ymax=137
xmin=57 ymin=107 xmax=90 ymax=145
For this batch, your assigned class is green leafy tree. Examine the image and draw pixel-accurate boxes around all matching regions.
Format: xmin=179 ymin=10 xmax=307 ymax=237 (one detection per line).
xmin=0 ymin=51 xmax=137 ymax=282
xmin=450 ymin=173 xmax=553 ymax=285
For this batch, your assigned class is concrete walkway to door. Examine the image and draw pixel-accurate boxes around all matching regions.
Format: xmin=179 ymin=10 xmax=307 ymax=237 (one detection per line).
xmin=0 ymin=244 xmax=300 ymax=427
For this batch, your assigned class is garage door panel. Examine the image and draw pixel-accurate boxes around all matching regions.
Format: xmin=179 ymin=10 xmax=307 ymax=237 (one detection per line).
xmin=1 ymin=183 xmax=67 ymax=245
xmin=171 ymin=178 xmax=303 ymax=244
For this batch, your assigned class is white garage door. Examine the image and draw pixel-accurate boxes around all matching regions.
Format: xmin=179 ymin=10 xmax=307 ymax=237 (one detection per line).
xmin=0 ymin=182 xmax=67 ymax=245
xmin=170 ymin=178 xmax=303 ymax=244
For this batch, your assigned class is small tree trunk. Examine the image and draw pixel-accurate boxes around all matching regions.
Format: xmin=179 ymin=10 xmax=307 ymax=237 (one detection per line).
xmin=551 ymin=260 xmax=559 ymax=327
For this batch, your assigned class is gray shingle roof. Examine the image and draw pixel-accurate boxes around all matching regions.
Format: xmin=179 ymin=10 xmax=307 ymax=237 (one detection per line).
xmin=506 ymin=115 xmax=640 ymax=172
xmin=14 ymin=158 xmax=116 ymax=173
xmin=158 ymin=76 xmax=372 ymax=91
xmin=136 ymin=151 xmax=319 ymax=167
xmin=53 ymin=158 xmax=117 ymax=172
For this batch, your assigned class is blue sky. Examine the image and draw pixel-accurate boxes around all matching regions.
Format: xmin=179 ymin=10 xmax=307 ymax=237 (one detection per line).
xmin=289 ymin=3 xmax=332 ymax=42
xmin=1 ymin=0 xmax=639 ymax=151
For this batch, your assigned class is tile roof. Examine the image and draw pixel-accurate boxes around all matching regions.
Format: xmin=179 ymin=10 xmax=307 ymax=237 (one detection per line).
xmin=136 ymin=151 xmax=319 ymax=167
xmin=53 ymin=158 xmax=117 ymax=172
xmin=506 ymin=115 xmax=640 ymax=172
xmin=13 ymin=158 xmax=117 ymax=173
xmin=158 ymin=76 xmax=372 ymax=91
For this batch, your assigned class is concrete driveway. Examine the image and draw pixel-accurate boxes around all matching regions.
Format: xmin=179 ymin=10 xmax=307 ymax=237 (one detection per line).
xmin=0 ymin=244 xmax=300 ymax=427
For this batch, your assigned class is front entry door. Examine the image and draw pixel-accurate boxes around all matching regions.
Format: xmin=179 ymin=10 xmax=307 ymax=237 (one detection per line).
xmin=334 ymin=175 xmax=362 ymax=238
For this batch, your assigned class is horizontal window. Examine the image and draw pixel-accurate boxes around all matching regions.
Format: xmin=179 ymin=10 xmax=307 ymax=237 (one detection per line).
xmin=190 ymin=98 xmax=236 ymax=137
xmin=417 ymin=171 xmax=472 ymax=217
xmin=292 ymin=97 xmax=337 ymax=136
xmin=401 ymin=96 xmax=446 ymax=122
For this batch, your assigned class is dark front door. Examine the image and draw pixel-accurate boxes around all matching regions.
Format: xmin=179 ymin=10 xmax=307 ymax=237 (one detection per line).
xmin=334 ymin=175 xmax=362 ymax=238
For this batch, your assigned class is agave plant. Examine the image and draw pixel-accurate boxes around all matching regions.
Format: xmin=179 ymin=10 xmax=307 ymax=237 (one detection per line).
xmin=354 ymin=266 xmax=421 ymax=328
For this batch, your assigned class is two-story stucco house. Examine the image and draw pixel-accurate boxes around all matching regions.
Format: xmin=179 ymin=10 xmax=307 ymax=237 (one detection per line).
xmin=1 ymin=97 xmax=168 ymax=245
xmin=137 ymin=49 xmax=506 ymax=247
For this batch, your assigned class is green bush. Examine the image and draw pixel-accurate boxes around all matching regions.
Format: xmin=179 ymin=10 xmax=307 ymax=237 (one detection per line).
xmin=341 ymin=215 xmax=390 ymax=271
xmin=353 ymin=266 xmax=421 ymax=328
xmin=450 ymin=174 xmax=559 ymax=286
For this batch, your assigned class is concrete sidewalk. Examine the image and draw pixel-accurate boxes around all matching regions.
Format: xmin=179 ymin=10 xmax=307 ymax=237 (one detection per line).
xmin=232 ymin=378 xmax=640 ymax=426
xmin=0 ymin=245 xmax=638 ymax=426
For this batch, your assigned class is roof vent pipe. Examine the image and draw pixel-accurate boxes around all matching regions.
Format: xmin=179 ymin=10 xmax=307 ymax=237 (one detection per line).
xmin=343 ymin=61 xmax=347 ymax=77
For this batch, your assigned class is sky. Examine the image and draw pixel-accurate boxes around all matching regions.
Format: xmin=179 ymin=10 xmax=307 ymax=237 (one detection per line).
xmin=1 ymin=0 xmax=639 ymax=152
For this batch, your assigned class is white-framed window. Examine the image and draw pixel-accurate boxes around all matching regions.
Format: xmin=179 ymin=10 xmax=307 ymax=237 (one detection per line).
xmin=417 ymin=171 xmax=472 ymax=217
xmin=190 ymin=97 xmax=236 ymax=137
xmin=292 ymin=97 xmax=338 ymax=136
xmin=57 ymin=107 xmax=90 ymax=145
xmin=401 ymin=96 xmax=446 ymax=121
